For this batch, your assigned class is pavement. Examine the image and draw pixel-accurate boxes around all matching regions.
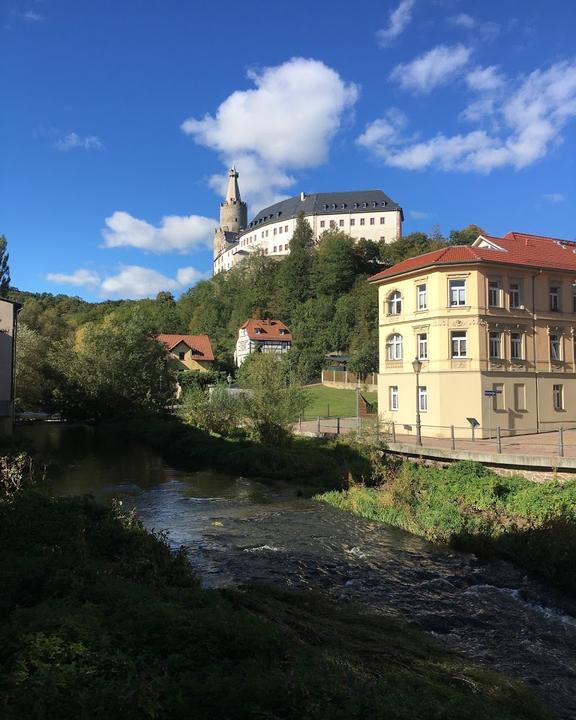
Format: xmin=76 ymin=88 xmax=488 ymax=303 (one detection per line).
xmin=296 ymin=416 xmax=576 ymax=462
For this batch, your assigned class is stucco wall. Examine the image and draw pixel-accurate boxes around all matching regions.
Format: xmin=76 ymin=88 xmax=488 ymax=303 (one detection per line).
xmin=377 ymin=265 xmax=576 ymax=438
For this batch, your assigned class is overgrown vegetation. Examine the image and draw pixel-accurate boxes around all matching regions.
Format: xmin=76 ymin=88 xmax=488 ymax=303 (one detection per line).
xmin=0 ymin=488 xmax=549 ymax=719
xmin=319 ymin=460 xmax=576 ymax=596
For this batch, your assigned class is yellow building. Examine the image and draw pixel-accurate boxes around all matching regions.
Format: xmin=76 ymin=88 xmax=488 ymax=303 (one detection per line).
xmin=0 ymin=297 xmax=21 ymax=436
xmin=156 ymin=334 xmax=214 ymax=372
xmin=369 ymin=232 xmax=576 ymax=439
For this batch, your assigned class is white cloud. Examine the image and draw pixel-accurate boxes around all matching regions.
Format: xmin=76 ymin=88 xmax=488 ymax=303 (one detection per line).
xmin=376 ymin=0 xmax=415 ymax=47
xmin=102 ymin=211 xmax=216 ymax=253
xmin=46 ymin=269 xmax=101 ymax=288
xmin=54 ymin=132 xmax=103 ymax=151
xmin=100 ymin=265 xmax=208 ymax=299
xmin=359 ymin=59 xmax=576 ymax=173
xmin=23 ymin=10 xmax=43 ymax=22
xmin=466 ymin=66 xmax=504 ymax=92
xmin=543 ymin=193 xmax=565 ymax=203
xmin=390 ymin=44 xmax=472 ymax=93
xmin=181 ymin=57 xmax=358 ymax=208
xmin=449 ymin=13 xmax=475 ymax=29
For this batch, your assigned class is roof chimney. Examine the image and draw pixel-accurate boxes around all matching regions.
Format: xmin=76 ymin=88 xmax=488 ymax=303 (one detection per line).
xmin=300 ymin=191 xmax=306 ymax=201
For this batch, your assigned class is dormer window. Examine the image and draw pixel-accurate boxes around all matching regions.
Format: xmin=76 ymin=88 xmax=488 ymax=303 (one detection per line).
xmin=353 ymin=202 xmax=358 ymax=209
xmin=255 ymin=327 xmax=262 ymax=334
xmin=362 ymin=202 xmax=367 ymax=208
xmin=279 ymin=328 xmax=287 ymax=335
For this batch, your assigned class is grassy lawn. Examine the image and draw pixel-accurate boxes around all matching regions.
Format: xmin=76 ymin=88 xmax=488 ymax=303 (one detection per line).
xmin=304 ymin=384 xmax=378 ymax=418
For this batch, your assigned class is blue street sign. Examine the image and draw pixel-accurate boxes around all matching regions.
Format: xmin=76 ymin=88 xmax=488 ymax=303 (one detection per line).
xmin=484 ymin=390 xmax=497 ymax=397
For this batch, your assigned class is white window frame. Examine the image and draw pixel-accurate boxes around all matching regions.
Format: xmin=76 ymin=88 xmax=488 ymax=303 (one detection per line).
xmin=488 ymin=279 xmax=501 ymax=307
xmin=417 ymin=333 xmax=428 ymax=360
xmin=510 ymin=332 xmax=523 ymax=360
xmin=450 ymin=330 xmax=467 ymax=358
xmin=449 ymin=278 xmax=466 ymax=306
xmin=509 ymin=280 xmax=521 ymax=309
xmin=550 ymin=333 xmax=562 ymax=361
xmin=418 ymin=386 xmax=428 ymax=412
xmin=417 ymin=283 xmax=427 ymax=311
xmin=388 ymin=291 xmax=402 ymax=315
xmin=389 ymin=386 xmax=399 ymax=411
xmin=553 ymin=384 xmax=564 ymax=411
xmin=489 ymin=331 xmax=502 ymax=359
xmin=386 ymin=334 xmax=403 ymax=361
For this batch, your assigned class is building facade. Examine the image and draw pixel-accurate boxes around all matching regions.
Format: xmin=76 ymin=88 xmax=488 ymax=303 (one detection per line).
xmin=234 ymin=319 xmax=292 ymax=366
xmin=0 ymin=298 xmax=21 ymax=435
xmin=157 ymin=334 xmax=214 ymax=372
xmin=213 ymin=170 xmax=403 ymax=275
xmin=370 ymin=232 xmax=576 ymax=439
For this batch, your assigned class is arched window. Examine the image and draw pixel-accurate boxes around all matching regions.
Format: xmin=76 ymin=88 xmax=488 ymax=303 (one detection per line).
xmin=388 ymin=290 xmax=402 ymax=315
xmin=386 ymin=334 xmax=403 ymax=360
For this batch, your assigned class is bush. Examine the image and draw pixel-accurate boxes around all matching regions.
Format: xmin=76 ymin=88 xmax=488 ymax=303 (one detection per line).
xmin=178 ymin=385 xmax=243 ymax=437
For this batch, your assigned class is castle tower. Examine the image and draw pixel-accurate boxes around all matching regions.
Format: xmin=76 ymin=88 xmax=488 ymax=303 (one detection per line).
xmin=214 ymin=167 xmax=248 ymax=260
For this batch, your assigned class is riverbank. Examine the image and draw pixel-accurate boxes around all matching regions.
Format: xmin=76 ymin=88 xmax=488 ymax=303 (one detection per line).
xmin=0 ymin=490 xmax=549 ymax=720
xmin=318 ymin=460 xmax=576 ymax=596
xmin=100 ymin=415 xmax=375 ymax=489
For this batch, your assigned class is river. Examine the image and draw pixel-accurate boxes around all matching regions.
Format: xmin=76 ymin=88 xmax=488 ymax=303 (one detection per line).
xmin=19 ymin=423 xmax=576 ymax=719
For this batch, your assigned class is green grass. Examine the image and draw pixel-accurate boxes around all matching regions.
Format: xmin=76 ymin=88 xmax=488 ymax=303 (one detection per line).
xmin=318 ymin=460 xmax=576 ymax=596
xmin=304 ymin=384 xmax=378 ymax=418
xmin=0 ymin=491 xmax=550 ymax=720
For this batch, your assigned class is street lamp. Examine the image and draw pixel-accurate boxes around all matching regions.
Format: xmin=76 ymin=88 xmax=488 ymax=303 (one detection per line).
xmin=412 ymin=357 xmax=422 ymax=446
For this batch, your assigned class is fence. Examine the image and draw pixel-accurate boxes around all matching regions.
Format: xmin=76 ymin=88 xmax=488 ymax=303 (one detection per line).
xmin=296 ymin=416 xmax=576 ymax=461
xmin=321 ymin=369 xmax=378 ymax=390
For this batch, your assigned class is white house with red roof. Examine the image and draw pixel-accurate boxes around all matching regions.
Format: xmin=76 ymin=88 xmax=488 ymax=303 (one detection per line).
xmin=157 ymin=334 xmax=214 ymax=372
xmin=369 ymin=231 xmax=576 ymax=439
xmin=234 ymin=319 xmax=292 ymax=366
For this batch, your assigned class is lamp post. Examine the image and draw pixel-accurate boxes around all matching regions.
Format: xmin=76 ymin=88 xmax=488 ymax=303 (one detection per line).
xmin=412 ymin=357 xmax=422 ymax=446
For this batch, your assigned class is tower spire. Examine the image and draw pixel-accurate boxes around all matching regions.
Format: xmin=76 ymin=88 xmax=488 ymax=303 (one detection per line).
xmin=225 ymin=166 xmax=242 ymax=204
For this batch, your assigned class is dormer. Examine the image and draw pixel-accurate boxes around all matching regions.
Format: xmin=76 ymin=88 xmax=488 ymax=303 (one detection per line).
xmin=472 ymin=236 xmax=506 ymax=251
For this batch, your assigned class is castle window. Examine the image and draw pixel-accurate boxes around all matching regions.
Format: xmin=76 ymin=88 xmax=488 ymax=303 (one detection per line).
xmin=341 ymin=203 xmax=346 ymax=209
xmin=339 ymin=219 xmax=344 ymax=227
xmin=279 ymin=227 xmax=283 ymax=233
xmin=320 ymin=220 xmax=325 ymax=228
xmin=350 ymin=219 xmax=355 ymax=226
xmin=372 ymin=202 xmax=377 ymax=207
xmin=362 ymin=202 xmax=367 ymax=208
xmin=353 ymin=203 xmax=358 ymax=209
xmin=274 ymin=228 xmax=277 ymax=235
xmin=360 ymin=218 xmax=365 ymax=226
xmin=370 ymin=217 xmax=375 ymax=225
xmin=273 ymin=246 xmax=277 ymax=252
xmin=285 ymin=225 xmax=288 ymax=232
xmin=332 ymin=203 xmax=336 ymax=209
xmin=380 ymin=217 xmax=386 ymax=225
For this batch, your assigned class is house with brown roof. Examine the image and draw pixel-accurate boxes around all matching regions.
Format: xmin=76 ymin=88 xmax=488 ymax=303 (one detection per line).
xmin=369 ymin=231 xmax=576 ymax=439
xmin=157 ymin=334 xmax=214 ymax=372
xmin=234 ymin=319 xmax=292 ymax=366
xmin=0 ymin=298 xmax=21 ymax=435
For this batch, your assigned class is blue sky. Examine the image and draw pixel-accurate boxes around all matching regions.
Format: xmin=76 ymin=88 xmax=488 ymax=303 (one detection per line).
xmin=2 ymin=0 xmax=575 ymax=300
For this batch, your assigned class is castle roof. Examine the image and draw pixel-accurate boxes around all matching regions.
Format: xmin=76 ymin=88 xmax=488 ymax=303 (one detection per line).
xmin=156 ymin=334 xmax=214 ymax=361
xmin=240 ymin=319 xmax=292 ymax=342
xmin=369 ymin=232 xmax=576 ymax=283
xmin=246 ymin=190 xmax=403 ymax=230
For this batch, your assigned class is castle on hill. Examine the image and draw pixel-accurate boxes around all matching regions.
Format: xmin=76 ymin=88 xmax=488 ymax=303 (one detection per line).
xmin=213 ymin=168 xmax=404 ymax=275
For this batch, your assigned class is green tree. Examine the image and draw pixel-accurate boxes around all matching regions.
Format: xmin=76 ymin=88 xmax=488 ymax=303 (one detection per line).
xmin=275 ymin=215 xmax=314 ymax=318
xmin=179 ymin=384 xmax=242 ymax=437
xmin=51 ymin=323 xmax=176 ymax=420
xmin=379 ymin=232 xmax=446 ymax=266
xmin=238 ymin=354 xmax=309 ymax=445
xmin=0 ymin=235 xmax=10 ymax=296
xmin=313 ymin=231 xmax=358 ymax=297
xmin=14 ymin=324 xmax=49 ymax=411
xmin=448 ymin=224 xmax=486 ymax=246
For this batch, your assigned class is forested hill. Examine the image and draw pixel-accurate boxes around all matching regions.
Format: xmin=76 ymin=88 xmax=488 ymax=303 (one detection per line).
xmin=9 ymin=221 xmax=483 ymax=396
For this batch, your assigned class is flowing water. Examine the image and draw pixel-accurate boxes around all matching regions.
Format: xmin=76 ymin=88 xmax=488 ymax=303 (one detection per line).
xmin=19 ymin=424 xmax=576 ymax=719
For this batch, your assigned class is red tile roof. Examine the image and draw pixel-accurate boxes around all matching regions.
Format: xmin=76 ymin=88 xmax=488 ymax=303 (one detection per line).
xmin=156 ymin=334 xmax=214 ymax=361
xmin=369 ymin=231 xmax=576 ymax=283
xmin=241 ymin=318 xmax=292 ymax=342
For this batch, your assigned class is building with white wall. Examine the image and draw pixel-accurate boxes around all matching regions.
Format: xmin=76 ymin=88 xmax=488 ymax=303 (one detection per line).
xmin=234 ymin=319 xmax=292 ymax=366
xmin=213 ymin=169 xmax=403 ymax=275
